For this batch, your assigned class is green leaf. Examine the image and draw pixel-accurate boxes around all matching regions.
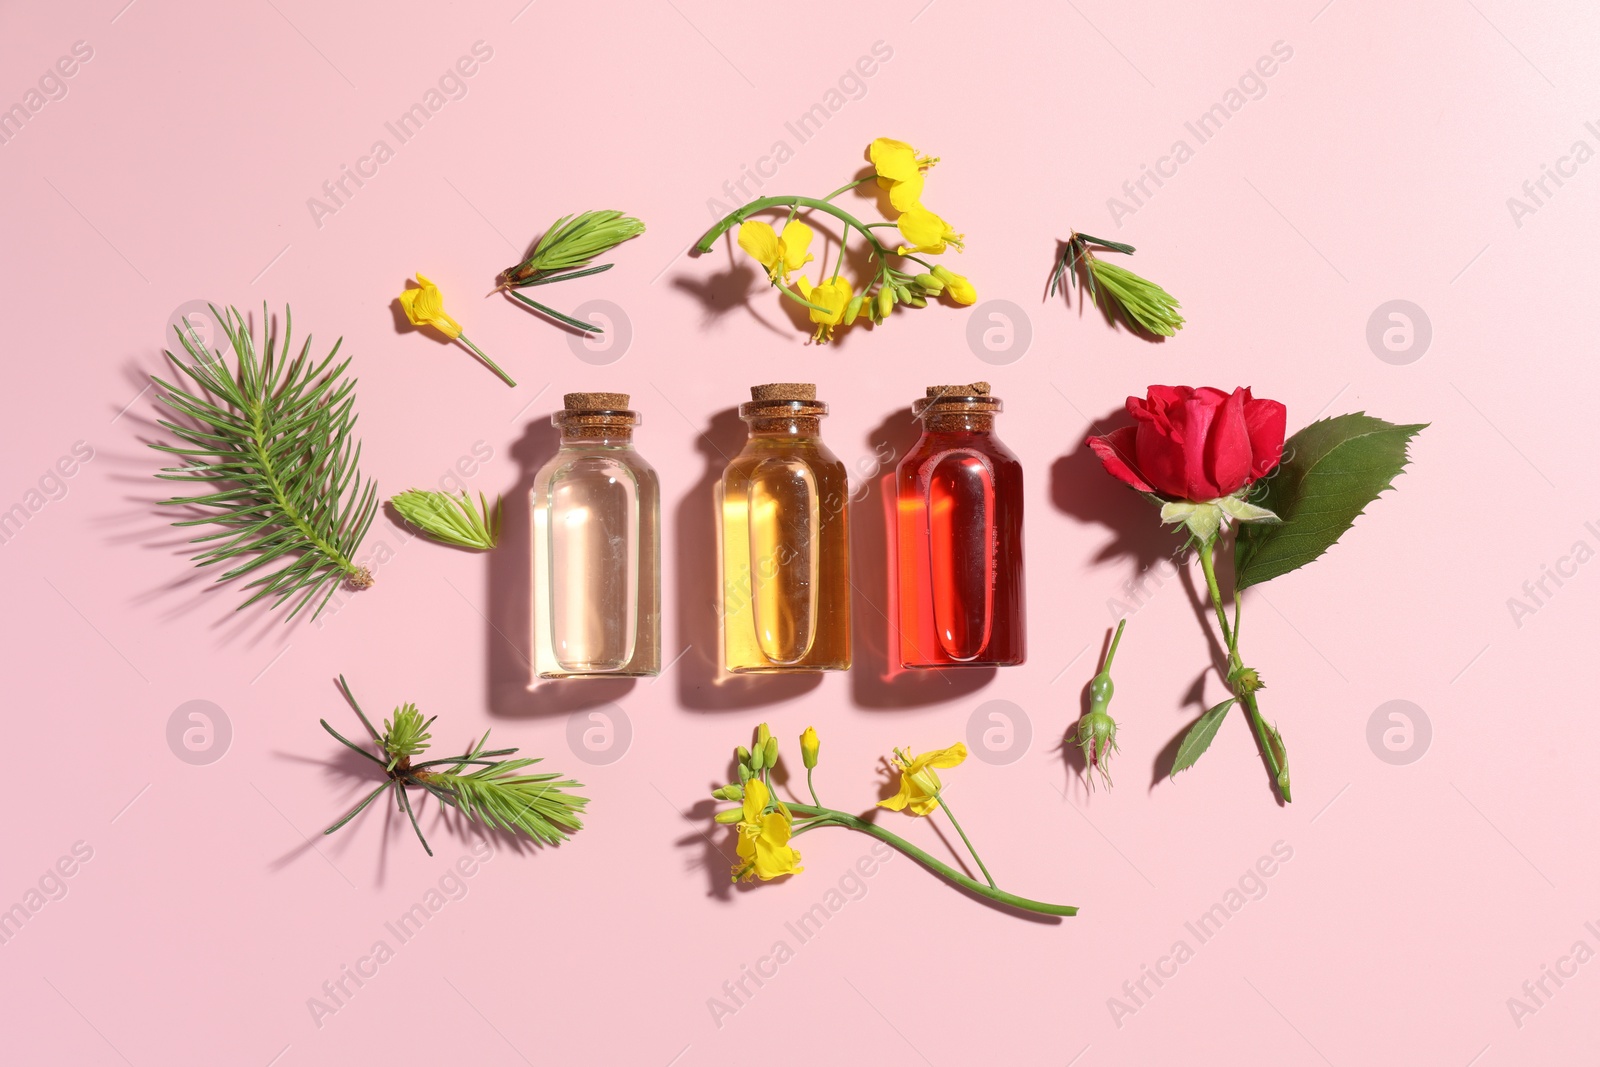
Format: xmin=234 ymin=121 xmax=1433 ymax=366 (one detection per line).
xmin=390 ymin=489 xmax=502 ymax=550
xmin=1170 ymin=698 xmax=1236 ymax=778
xmin=1234 ymin=413 xmax=1426 ymax=591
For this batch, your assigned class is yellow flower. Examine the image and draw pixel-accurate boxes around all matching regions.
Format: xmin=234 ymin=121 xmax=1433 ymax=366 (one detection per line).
xmin=737 ymin=220 xmax=815 ymax=283
xmin=870 ymin=137 xmax=938 ymax=212
xmin=897 ymin=207 xmax=964 ymax=255
xmin=878 ymin=743 xmax=968 ymax=816
xmin=800 ymin=726 xmax=820 ymax=769
xmin=734 ymin=778 xmax=803 ymax=881
xmin=398 ymin=273 xmax=463 ymax=339
xmin=795 ymin=274 xmax=854 ymax=343
xmin=932 ymin=265 xmax=976 ymax=305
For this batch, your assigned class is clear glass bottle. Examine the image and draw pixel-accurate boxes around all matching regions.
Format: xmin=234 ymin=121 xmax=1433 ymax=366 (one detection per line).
xmin=895 ymin=382 xmax=1025 ymax=668
xmin=531 ymin=392 xmax=661 ymax=680
xmin=720 ymin=383 xmax=850 ymax=672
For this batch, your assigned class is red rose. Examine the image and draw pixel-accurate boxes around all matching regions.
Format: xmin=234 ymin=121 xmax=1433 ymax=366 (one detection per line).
xmin=1088 ymin=386 xmax=1286 ymax=501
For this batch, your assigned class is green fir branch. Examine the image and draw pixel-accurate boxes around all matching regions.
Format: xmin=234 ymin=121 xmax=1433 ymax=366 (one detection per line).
xmin=1050 ymin=232 xmax=1185 ymax=337
xmin=150 ymin=305 xmax=378 ymax=621
xmin=321 ymin=675 xmax=588 ymax=856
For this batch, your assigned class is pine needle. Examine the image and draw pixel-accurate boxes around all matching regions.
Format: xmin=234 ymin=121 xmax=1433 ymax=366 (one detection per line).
xmin=390 ymin=489 xmax=502 ymax=550
xmin=321 ymin=675 xmax=588 ymax=856
xmin=150 ymin=305 xmax=378 ymax=620
xmin=500 ymin=209 xmax=645 ymax=287
xmin=1049 ymin=232 xmax=1185 ymax=337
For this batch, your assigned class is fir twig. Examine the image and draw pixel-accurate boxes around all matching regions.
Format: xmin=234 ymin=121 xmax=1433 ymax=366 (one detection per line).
xmin=389 ymin=489 xmax=502 ymax=550
xmin=321 ymin=675 xmax=588 ymax=856
xmin=1049 ymin=232 xmax=1184 ymax=337
xmin=150 ymin=305 xmax=378 ymax=621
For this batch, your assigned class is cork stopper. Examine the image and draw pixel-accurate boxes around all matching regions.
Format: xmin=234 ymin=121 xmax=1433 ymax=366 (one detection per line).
xmin=913 ymin=380 xmax=1001 ymax=429
xmin=552 ymin=390 xmax=638 ymax=438
xmin=563 ymin=391 xmax=630 ymax=411
xmin=740 ymin=381 xmax=827 ymax=427
xmin=750 ymin=383 xmax=816 ymax=402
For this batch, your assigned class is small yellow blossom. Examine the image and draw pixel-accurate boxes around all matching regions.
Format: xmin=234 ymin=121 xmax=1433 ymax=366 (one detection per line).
xmin=737 ymin=220 xmax=815 ymax=283
xmin=795 ymin=275 xmax=854 ymax=343
xmin=897 ymin=207 xmax=964 ymax=255
xmin=399 ymin=273 xmax=463 ymax=339
xmin=878 ymin=743 xmax=968 ymax=817
xmin=932 ymin=265 xmax=976 ymax=305
xmin=870 ymin=137 xmax=938 ymax=212
xmin=734 ymin=778 xmax=803 ymax=881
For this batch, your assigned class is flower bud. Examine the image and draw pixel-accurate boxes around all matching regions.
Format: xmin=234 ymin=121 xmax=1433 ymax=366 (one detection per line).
xmin=1229 ymin=666 xmax=1264 ymax=694
xmin=842 ymin=294 xmax=864 ymax=325
xmin=800 ymin=726 xmax=819 ymax=769
xmin=712 ymin=784 xmax=744 ymax=801
xmin=1076 ymin=709 xmax=1119 ymax=789
xmin=749 ymin=742 xmax=766 ymax=772
xmin=714 ymin=808 xmax=743 ymax=824
xmin=877 ymin=288 xmax=896 ymax=317
xmin=756 ymin=723 xmax=771 ymax=747
xmin=737 ymin=763 xmax=752 ymax=782
xmin=913 ymin=272 xmax=944 ymax=293
xmin=736 ymin=745 xmax=751 ymax=764
xmin=764 ymin=736 xmax=779 ymax=767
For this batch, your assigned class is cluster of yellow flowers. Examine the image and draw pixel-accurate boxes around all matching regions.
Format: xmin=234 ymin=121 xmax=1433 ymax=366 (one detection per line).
xmin=715 ymin=137 xmax=976 ymax=344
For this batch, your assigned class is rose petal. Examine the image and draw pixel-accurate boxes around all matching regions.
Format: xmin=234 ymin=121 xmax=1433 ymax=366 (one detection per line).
xmin=1203 ymin=387 xmax=1253 ymax=498
xmin=1087 ymin=426 xmax=1153 ymax=492
xmin=1241 ymin=389 xmax=1288 ymax=479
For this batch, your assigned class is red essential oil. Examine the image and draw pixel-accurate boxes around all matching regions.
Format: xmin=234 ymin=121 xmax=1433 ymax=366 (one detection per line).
xmin=894 ymin=382 xmax=1025 ymax=669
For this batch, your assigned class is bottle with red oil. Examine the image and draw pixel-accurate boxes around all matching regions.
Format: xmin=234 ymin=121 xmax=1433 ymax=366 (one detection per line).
xmin=894 ymin=382 xmax=1025 ymax=669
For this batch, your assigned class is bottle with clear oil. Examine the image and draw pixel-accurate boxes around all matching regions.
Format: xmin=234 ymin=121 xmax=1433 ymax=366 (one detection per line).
xmin=894 ymin=382 xmax=1025 ymax=668
xmin=720 ymin=382 xmax=850 ymax=673
xmin=531 ymin=392 xmax=661 ymax=680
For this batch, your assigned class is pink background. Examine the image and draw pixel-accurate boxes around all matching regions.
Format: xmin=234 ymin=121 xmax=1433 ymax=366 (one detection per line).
xmin=2 ymin=0 xmax=1596 ymax=1063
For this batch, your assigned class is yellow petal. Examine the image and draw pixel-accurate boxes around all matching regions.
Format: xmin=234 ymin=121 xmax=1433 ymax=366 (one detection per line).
xmin=401 ymin=275 xmax=462 ymax=338
xmin=779 ymin=220 xmax=815 ymax=274
xmin=896 ymin=208 xmax=961 ymax=255
xmin=886 ymin=173 xmax=923 ymax=212
xmin=737 ymin=220 xmax=782 ymax=269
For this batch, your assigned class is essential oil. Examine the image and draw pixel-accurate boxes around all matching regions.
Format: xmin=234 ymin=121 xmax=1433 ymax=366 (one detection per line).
xmin=894 ymin=382 xmax=1024 ymax=668
xmin=720 ymin=383 xmax=851 ymax=672
xmin=531 ymin=392 xmax=661 ymax=680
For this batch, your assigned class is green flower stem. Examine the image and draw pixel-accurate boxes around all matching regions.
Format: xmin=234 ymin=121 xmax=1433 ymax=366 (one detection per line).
xmin=455 ymin=333 xmax=517 ymax=388
xmin=933 ymin=794 xmax=995 ymax=888
xmin=786 ymin=803 xmax=1076 ymax=916
xmin=820 ymin=176 xmax=873 ymax=201
xmin=694 ymin=196 xmax=890 ymax=258
xmin=806 ymin=767 xmax=821 ymax=808
xmin=1198 ymin=536 xmax=1288 ymax=802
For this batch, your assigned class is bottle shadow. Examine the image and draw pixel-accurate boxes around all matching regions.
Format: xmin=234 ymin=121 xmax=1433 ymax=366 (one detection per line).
xmin=850 ymin=406 xmax=995 ymax=709
xmin=485 ymin=416 xmax=638 ymax=718
xmin=674 ymin=406 xmax=821 ymax=710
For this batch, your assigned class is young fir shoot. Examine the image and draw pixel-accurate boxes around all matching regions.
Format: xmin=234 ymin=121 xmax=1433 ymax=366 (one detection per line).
xmin=1049 ymin=232 xmax=1185 ymax=337
xmin=1075 ymin=620 xmax=1127 ymax=789
xmin=389 ymin=489 xmax=502 ymax=550
xmin=150 ymin=305 xmax=378 ymax=621
xmin=322 ymin=676 xmax=588 ymax=856
xmin=709 ymin=723 xmax=1077 ymax=917
xmin=498 ymin=210 xmax=646 ymax=335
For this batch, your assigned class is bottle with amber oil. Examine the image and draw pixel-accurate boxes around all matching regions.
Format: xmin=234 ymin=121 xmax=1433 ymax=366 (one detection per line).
xmin=895 ymin=382 xmax=1024 ymax=668
xmin=720 ymin=383 xmax=851 ymax=672
xmin=531 ymin=392 xmax=661 ymax=680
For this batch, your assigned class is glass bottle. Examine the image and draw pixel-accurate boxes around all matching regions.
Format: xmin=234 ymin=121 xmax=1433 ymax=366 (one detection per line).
xmin=720 ymin=383 xmax=851 ymax=672
xmin=531 ymin=392 xmax=661 ymax=680
xmin=894 ymin=382 xmax=1025 ymax=669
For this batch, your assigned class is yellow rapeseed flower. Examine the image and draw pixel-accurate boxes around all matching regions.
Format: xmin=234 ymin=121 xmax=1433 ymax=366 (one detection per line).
xmin=734 ymin=778 xmax=803 ymax=881
xmin=932 ymin=265 xmax=976 ymax=305
xmin=795 ymin=275 xmax=854 ymax=343
xmin=870 ymin=137 xmax=938 ymax=212
xmin=737 ymin=219 xmax=815 ymax=284
xmin=878 ymin=743 xmax=968 ymax=817
xmin=897 ymin=207 xmax=964 ymax=256
xmin=800 ymin=726 xmax=820 ymax=769
xmin=399 ymin=273 xmax=463 ymax=339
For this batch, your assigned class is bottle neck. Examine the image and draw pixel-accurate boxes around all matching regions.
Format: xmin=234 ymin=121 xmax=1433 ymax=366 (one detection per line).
xmin=922 ymin=412 xmax=997 ymax=434
xmin=744 ymin=416 xmax=822 ymax=437
xmin=561 ymin=429 xmax=634 ymax=446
